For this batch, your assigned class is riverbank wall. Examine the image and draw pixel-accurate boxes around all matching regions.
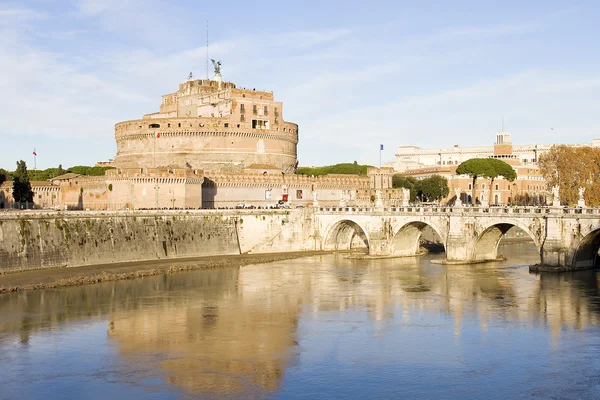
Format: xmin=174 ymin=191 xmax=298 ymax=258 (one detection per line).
xmin=0 ymin=210 xmax=315 ymax=273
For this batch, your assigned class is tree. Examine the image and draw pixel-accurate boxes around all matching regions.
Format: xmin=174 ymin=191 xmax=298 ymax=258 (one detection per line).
xmin=392 ymin=174 xmax=419 ymax=202
xmin=419 ymin=175 xmax=449 ymax=203
xmin=0 ymin=168 xmax=6 ymax=186
xmin=539 ymin=145 xmax=600 ymax=206
xmin=12 ymin=160 xmax=34 ymax=204
xmin=486 ymin=159 xmax=517 ymax=204
xmin=455 ymin=158 xmax=495 ymax=204
xmin=297 ymin=163 xmax=373 ymax=176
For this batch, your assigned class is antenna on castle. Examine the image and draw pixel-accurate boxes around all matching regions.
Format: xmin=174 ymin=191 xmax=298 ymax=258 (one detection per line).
xmin=206 ymin=20 xmax=209 ymax=80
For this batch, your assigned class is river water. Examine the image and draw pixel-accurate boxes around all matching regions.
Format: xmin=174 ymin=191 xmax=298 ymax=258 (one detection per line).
xmin=1 ymin=243 xmax=600 ymax=399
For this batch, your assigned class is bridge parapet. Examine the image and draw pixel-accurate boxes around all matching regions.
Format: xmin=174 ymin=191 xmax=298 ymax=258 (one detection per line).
xmin=316 ymin=205 xmax=600 ymax=217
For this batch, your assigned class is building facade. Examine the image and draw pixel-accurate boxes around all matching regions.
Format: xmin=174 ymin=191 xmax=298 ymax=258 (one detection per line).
xmin=386 ymin=132 xmax=600 ymax=173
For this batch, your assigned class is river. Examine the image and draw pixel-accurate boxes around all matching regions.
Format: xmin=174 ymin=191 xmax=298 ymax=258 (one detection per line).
xmin=1 ymin=243 xmax=600 ymax=399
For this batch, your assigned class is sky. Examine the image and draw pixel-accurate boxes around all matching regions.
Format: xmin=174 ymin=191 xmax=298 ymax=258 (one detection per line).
xmin=1 ymin=0 xmax=600 ymax=170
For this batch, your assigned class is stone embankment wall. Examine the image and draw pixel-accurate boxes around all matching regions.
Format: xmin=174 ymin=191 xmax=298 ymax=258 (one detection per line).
xmin=0 ymin=209 xmax=314 ymax=273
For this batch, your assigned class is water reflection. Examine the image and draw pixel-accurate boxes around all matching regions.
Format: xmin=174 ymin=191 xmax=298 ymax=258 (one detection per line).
xmin=1 ymin=243 xmax=600 ymax=398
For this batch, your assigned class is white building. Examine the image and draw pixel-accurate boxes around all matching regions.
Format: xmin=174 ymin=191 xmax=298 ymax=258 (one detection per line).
xmin=385 ymin=133 xmax=600 ymax=173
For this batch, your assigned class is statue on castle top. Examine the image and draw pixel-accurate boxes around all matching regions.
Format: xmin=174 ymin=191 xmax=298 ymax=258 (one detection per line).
xmin=579 ymin=187 xmax=585 ymax=200
xmin=211 ymin=59 xmax=221 ymax=75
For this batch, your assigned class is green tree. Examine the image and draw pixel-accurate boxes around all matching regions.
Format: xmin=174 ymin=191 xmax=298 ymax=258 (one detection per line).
xmin=0 ymin=168 xmax=6 ymax=185
xmin=12 ymin=160 xmax=34 ymax=204
xmin=297 ymin=163 xmax=372 ymax=176
xmin=419 ymin=175 xmax=449 ymax=202
xmin=456 ymin=158 xmax=495 ymax=204
xmin=392 ymin=174 xmax=419 ymax=201
xmin=485 ymin=159 xmax=517 ymax=204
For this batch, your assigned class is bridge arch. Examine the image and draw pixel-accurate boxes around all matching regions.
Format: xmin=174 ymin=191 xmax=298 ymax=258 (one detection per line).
xmin=472 ymin=221 xmax=542 ymax=262
xmin=324 ymin=219 xmax=369 ymax=251
xmin=391 ymin=221 xmax=446 ymax=257
xmin=572 ymin=228 xmax=600 ymax=269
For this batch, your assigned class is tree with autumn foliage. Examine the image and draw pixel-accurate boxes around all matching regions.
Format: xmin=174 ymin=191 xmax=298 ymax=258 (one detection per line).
xmin=539 ymin=145 xmax=600 ymax=206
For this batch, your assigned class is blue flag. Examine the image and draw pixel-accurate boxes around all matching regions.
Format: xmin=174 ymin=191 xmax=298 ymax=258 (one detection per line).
xmin=380 ymin=144 xmax=384 ymax=150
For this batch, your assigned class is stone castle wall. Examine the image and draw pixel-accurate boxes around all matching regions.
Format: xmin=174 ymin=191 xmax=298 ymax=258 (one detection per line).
xmin=0 ymin=182 xmax=61 ymax=209
xmin=202 ymin=173 xmax=372 ymax=208
xmin=114 ymin=118 xmax=298 ymax=174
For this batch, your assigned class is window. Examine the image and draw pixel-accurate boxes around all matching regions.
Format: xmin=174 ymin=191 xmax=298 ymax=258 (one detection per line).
xmin=240 ymin=104 xmax=245 ymax=113
xmin=178 ymin=123 xmax=181 ymax=128
xmin=495 ymin=184 xmax=499 ymax=190
xmin=252 ymin=104 xmax=257 ymax=115
xmin=224 ymin=123 xmax=229 ymax=128
xmin=264 ymin=106 xmax=268 ymax=115
xmin=252 ymin=119 xmax=269 ymax=130
xmin=468 ymin=183 xmax=472 ymax=190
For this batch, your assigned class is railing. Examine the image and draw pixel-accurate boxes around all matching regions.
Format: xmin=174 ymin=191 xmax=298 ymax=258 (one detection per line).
xmin=316 ymin=205 xmax=600 ymax=216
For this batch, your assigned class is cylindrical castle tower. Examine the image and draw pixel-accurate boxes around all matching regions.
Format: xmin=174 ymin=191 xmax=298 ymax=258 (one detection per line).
xmin=114 ymin=78 xmax=298 ymax=174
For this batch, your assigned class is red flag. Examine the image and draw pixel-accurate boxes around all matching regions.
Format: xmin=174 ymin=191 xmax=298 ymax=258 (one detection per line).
xmin=33 ymin=150 xmax=37 ymax=156
xmin=155 ymin=131 xmax=160 ymax=138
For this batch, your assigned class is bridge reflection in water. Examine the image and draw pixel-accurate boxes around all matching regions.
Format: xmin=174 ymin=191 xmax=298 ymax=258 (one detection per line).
xmin=0 ymin=246 xmax=600 ymax=398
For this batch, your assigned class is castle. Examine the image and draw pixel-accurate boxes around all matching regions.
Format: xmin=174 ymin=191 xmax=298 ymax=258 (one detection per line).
xmin=1 ymin=65 xmax=389 ymax=210
xmin=114 ymin=75 xmax=299 ymax=175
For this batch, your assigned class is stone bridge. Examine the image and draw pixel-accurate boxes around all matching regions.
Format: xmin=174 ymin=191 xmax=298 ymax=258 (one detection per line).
xmin=313 ymin=205 xmax=600 ymax=270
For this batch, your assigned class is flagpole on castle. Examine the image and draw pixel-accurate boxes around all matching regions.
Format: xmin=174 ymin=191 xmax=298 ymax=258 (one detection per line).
xmin=379 ymin=144 xmax=383 ymax=168
xmin=33 ymin=149 xmax=37 ymax=170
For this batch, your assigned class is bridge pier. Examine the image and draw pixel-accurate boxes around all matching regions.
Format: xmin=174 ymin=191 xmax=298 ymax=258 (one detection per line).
xmin=445 ymin=214 xmax=473 ymax=262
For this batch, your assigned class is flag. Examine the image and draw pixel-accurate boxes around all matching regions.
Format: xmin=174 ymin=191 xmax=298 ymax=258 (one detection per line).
xmin=380 ymin=144 xmax=384 ymax=151
xmin=32 ymin=150 xmax=37 ymax=156
xmin=155 ymin=131 xmax=160 ymax=138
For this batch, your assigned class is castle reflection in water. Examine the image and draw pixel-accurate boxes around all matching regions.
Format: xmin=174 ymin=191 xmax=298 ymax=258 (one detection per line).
xmin=0 ymin=244 xmax=599 ymax=397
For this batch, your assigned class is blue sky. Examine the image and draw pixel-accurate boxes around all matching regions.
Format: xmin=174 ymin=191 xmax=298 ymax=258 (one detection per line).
xmin=1 ymin=0 xmax=599 ymax=170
